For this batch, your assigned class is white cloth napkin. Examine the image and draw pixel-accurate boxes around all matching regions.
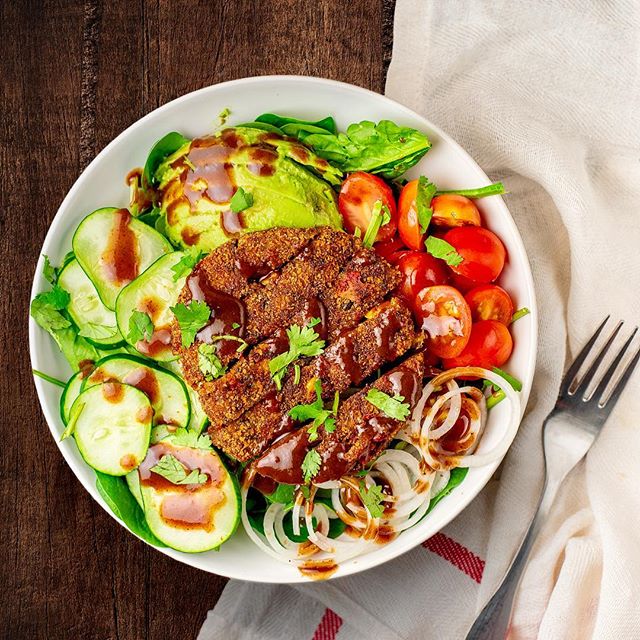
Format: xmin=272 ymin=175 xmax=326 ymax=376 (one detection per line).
xmin=198 ymin=1 xmax=640 ymax=638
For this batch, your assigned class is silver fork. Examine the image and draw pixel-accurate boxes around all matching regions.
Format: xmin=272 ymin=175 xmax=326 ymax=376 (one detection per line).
xmin=466 ymin=317 xmax=640 ymax=640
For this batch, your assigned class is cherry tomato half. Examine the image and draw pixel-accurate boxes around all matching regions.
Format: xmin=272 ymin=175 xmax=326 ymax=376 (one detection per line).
xmin=444 ymin=227 xmax=506 ymax=283
xmin=414 ymin=285 xmax=472 ymax=359
xmin=431 ymin=194 xmax=481 ymax=228
xmin=396 ymin=251 xmax=449 ymax=309
xmin=397 ymin=180 xmax=424 ymax=250
xmin=465 ymin=285 xmax=514 ymax=325
xmin=374 ymin=235 xmax=410 ymax=265
xmin=442 ymin=319 xmax=513 ymax=369
xmin=339 ymin=172 xmax=397 ymax=243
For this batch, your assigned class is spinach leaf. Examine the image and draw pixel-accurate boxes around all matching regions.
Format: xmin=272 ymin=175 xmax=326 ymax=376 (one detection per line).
xmin=237 ymin=121 xmax=285 ymax=134
xmin=143 ymin=131 xmax=191 ymax=186
xmin=95 ymin=472 xmax=164 ymax=547
xmin=255 ymin=113 xmax=337 ymax=135
xmin=427 ymin=467 xmax=468 ymax=513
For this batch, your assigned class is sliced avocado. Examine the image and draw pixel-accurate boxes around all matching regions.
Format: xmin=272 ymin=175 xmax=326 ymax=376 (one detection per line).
xmin=154 ymin=127 xmax=343 ymax=252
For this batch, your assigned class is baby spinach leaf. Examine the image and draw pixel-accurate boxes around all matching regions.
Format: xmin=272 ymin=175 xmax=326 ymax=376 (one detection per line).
xmin=144 ymin=131 xmax=191 ymax=186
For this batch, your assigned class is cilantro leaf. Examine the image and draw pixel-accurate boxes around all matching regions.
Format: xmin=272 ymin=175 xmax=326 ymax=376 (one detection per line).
xmin=171 ymin=300 xmax=211 ymax=348
xmin=425 ymin=236 xmax=463 ymax=267
xmin=359 ymin=481 xmax=385 ymax=518
xmin=30 ymin=297 xmax=72 ymax=332
xmin=511 ymin=307 xmax=530 ymax=324
xmin=289 ymin=380 xmax=339 ymax=442
xmin=416 ymin=176 xmax=437 ymax=234
xmin=366 ymin=388 xmax=411 ymax=421
xmin=150 ymin=454 xmax=207 ymax=485
xmin=269 ymin=321 xmax=325 ymax=390
xmin=198 ymin=343 xmax=227 ymax=380
xmin=230 ymin=187 xmax=254 ymax=213
xmin=171 ymin=250 xmax=205 ymax=282
xmin=165 ymin=427 xmax=213 ymax=450
xmin=128 ymin=310 xmax=154 ymax=344
xmin=301 ymin=449 xmax=321 ymax=484
xmin=362 ymin=200 xmax=391 ymax=248
xmin=42 ymin=255 xmax=57 ymax=284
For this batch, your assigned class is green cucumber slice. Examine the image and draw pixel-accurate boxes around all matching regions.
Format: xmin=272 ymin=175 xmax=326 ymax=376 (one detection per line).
xmin=137 ymin=442 xmax=240 ymax=552
xmin=115 ymin=251 xmax=187 ymax=362
xmin=71 ymin=383 xmax=152 ymax=476
xmin=83 ymin=354 xmax=190 ymax=428
xmin=73 ymin=207 xmax=172 ymax=310
xmin=58 ymin=258 xmax=124 ymax=347
xmin=162 ymin=359 xmax=209 ymax=434
xmin=60 ymin=371 xmax=84 ymax=424
xmin=126 ymin=469 xmax=144 ymax=510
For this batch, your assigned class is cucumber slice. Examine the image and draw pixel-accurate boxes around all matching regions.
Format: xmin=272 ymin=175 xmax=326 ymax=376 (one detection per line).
xmin=162 ymin=359 xmax=209 ymax=434
xmin=83 ymin=354 xmax=190 ymax=428
xmin=126 ymin=469 xmax=144 ymax=510
xmin=137 ymin=442 xmax=240 ymax=552
xmin=73 ymin=207 xmax=172 ymax=310
xmin=115 ymin=251 xmax=187 ymax=362
xmin=71 ymin=383 xmax=152 ymax=476
xmin=60 ymin=371 xmax=84 ymax=424
xmin=58 ymin=258 xmax=124 ymax=347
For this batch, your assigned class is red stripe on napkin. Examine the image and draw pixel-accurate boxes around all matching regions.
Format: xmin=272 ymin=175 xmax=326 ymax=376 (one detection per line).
xmin=312 ymin=608 xmax=343 ymax=640
xmin=422 ymin=533 xmax=485 ymax=583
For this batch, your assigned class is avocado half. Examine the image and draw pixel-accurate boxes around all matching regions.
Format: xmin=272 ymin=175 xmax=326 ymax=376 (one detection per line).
xmin=154 ymin=126 xmax=343 ymax=252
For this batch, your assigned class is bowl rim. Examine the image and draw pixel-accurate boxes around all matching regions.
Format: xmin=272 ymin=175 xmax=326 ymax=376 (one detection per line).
xmin=29 ymin=74 xmax=538 ymax=583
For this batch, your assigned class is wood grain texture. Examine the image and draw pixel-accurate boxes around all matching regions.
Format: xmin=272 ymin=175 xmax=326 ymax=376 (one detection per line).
xmin=1 ymin=1 xmax=395 ymax=638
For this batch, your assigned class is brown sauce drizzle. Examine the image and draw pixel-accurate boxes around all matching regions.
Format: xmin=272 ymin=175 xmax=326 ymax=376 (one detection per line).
xmin=101 ymin=209 xmax=139 ymax=286
xmin=298 ymin=559 xmax=338 ymax=580
xmin=325 ymin=332 xmax=361 ymax=384
xmin=181 ymin=226 xmax=201 ymax=246
xmin=122 ymin=367 xmax=159 ymax=404
xmin=138 ymin=297 xmax=163 ymax=325
xmin=184 ymin=137 xmax=236 ymax=206
xmin=187 ymin=268 xmax=246 ymax=359
xmin=136 ymin=328 xmax=172 ymax=358
xmin=120 ymin=454 xmax=138 ymax=472
xmin=254 ymin=429 xmax=310 ymax=485
xmin=138 ymin=443 xmax=225 ymax=531
xmin=247 ymin=146 xmax=278 ymax=177
xmin=220 ymin=210 xmax=246 ymax=236
xmin=102 ymin=382 xmax=125 ymax=404
xmin=77 ymin=359 xmax=95 ymax=379
xmin=301 ymin=297 xmax=328 ymax=340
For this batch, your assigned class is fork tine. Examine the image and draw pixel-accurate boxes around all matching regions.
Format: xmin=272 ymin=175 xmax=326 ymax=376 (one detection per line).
xmin=561 ymin=316 xmax=611 ymax=396
xmin=596 ymin=329 xmax=640 ymax=409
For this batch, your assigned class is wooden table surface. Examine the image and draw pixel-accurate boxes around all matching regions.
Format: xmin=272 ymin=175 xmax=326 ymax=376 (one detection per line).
xmin=1 ymin=2 xmax=395 ymax=638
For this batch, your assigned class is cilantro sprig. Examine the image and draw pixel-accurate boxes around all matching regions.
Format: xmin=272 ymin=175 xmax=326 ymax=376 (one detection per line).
xmin=366 ymin=388 xmax=411 ymax=421
xmin=289 ymin=380 xmax=339 ymax=442
xmin=171 ymin=300 xmax=211 ymax=347
xmin=362 ymin=200 xmax=391 ymax=248
xmin=268 ymin=320 xmax=325 ymax=390
xmin=301 ymin=449 xmax=322 ymax=484
xmin=198 ymin=343 xmax=227 ymax=380
xmin=171 ymin=250 xmax=205 ymax=282
xmin=128 ymin=310 xmax=154 ymax=344
xmin=359 ymin=481 xmax=385 ymax=518
xmin=150 ymin=454 xmax=208 ymax=485
xmin=416 ymin=176 xmax=437 ymax=234
xmin=425 ymin=236 xmax=463 ymax=267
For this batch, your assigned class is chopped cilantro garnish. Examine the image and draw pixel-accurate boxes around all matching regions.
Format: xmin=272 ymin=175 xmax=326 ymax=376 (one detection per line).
xmin=170 ymin=300 xmax=211 ymax=347
xmin=165 ymin=427 xmax=213 ymax=450
xmin=198 ymin=343 xmax=227 ymax=380
xmin=511 ymin=307 xmax=531 ymax=324
xmin=230 ymin=187 xmax=254 ymax=213
xmin=289 ymin=380 xmax=338 ymax=442
xmin=268 ymin=321 xmax=325 ymax=390
xmin=150 ymin=454 xmax=207 ymax=485
xmin=171 ymin=250 xmax=205 ymax=282
xmin=301 ymin=449 xmax=321 ymax=484
xmin=362 ymin=200 xmax=391 ymax=248
xmin=365 ymin=388 xmax=410 ymax=421
xmin=359 ymin=481 xmax=385 ymax=518
xmin=425 ymin=236 xmax=463 ymax=267
xmin=128 ymin=309 xmax=154 ymax=344
xmin=416 ymin=176 xmax=437 ymax=234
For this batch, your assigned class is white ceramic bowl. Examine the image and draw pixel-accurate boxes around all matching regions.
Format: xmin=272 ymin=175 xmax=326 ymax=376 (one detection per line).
xmin=29 ymin=76 xmax=537 ymax=583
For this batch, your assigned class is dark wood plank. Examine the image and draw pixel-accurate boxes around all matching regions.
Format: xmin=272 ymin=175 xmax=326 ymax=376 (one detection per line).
xmin=1 ymin=1 xmax=394 ymax=638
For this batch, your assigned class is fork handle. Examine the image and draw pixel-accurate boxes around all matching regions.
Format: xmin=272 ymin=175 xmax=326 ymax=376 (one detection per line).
xmin=464 ymin=509 xmax=541 ymax=639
